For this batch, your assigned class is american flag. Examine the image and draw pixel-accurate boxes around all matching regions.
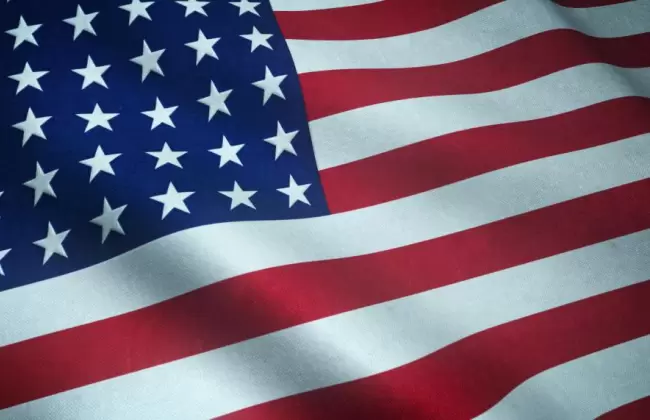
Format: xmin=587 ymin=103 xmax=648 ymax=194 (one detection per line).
xmin=1 ymin=0 xmax=650 ymax=418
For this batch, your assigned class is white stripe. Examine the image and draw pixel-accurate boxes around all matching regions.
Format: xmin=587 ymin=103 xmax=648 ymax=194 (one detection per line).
xmin=270 ymin=0 xmax=381 ymax=12
xmin=475 ymin=336 xmax=650 ymax=420
xmin=1 ymin=134 xmax=649 ymax=347
xmin=287 ymin=0 xmax=650 ymax=74
xmin=310 ymin=64 xmax=650 ymax=169
xmin=5 ymin=231 xmax=650 ymax=420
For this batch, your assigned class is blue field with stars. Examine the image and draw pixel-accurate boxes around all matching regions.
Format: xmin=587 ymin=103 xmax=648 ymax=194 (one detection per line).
xmin=0 ymin=0 xmax=329 ymax=291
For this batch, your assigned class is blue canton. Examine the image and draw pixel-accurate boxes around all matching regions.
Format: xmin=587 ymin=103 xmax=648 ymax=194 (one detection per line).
xmin=0 ymin=0 xmax=329 ymax=291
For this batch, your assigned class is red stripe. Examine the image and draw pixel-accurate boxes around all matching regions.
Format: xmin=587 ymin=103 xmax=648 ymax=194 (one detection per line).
xmin=2 ymin=180 xmax=650 ymax=408
xmin=554 ymin=0 xmax=631 ymax=7
xmin=301 ymin=31 xmax=650 ymax=120
xmin=599 ymin=397 xmax=650 ymax=419
xmin=320 ymin=97 xmax=650 ymax=213
xmin=275 ymin=0 xmax=500 ymax=41
xmin=222 ymin=280 xmax=650 ymax=420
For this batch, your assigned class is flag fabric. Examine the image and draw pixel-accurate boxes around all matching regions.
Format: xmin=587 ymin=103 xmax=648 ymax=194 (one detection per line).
xmin=1 ymin=0 xmax=650 ymax=418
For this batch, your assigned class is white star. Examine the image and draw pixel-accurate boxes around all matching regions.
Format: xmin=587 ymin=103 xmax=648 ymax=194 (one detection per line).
xmin=198 ymin=82 xmax=232 ymax=120
xmin=0 ymin=249 xmax=10 ymax=276
xmin=151 ymin=182 xmax=194 ymax=219
xmin=5 ymin=16 xmax=41 ymax=49
xmin=119 ymin=0 xmax=154 ymax=25
xmin=176 ymin=0 xmax=209 ymax=17
xmin=209 ymin=136 xmax=244 ymax=168
xmin=91 ymin=198 xmax=127 ymax=243
xmin=147 ymin=142 xmax=187 ymax=169
xmin=278 ymin=175 xmax=311 ymax=207
xmin=142 ymin=97 xmax=178 ymax=129
xmin=23 ymin=162 xmax=57 ymax=206
xmin=72 ymin=56 xmax=110 ymax=89
xmin=63 ymin=5 xmax=98 ymax=40
xmin=13 ymin=108 xmax=51 ymax=146
xmin=241 ymin=27 xmax=272 ymax=52
xmin=219 ymin=181 xmax=256 ymax=210
xmin=80 ymin=146 xmax=121 ymax=182
xmin=264 ymin=122 xmax=299 ymax=159
xmin=230 ymin=0 xmax=260 ymax=16
xmin=185 ymin=29 xmax=219 ymax=64
xmin=77 ymin=104 xmax=119 ymax=132
xmin=130 ymin=40 xmax=165 ymax=81
xmin=33 ymin=222 xmax=70 ymax=265
xmin=8 ymin=62 xmax=48 ymax=94
xmin=252 ymin=66 xmax=286 ymax=105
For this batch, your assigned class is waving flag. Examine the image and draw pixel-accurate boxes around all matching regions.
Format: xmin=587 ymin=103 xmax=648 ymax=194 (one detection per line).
xmin=1 ymin=0 xmax=650 ymax=418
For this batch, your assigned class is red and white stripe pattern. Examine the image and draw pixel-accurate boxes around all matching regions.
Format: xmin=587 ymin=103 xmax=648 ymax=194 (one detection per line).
xmin=2 ymin=0 xmax=650 ymax=418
